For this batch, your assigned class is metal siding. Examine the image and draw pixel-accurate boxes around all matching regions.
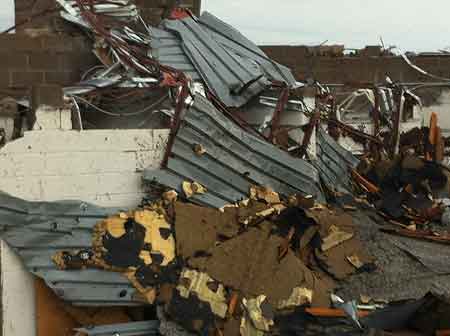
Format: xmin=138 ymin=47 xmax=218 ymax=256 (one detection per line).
xmin=198 ymin=12 xmax=297 ymax=85
xmin=144 ymin=95 xmax=324 ymax=208
xmin=161 ymin=17 xmax=268 ymax=107
xmin=149 ymin=13 xmax=296 ymax=107
xmin=312 ymin=127 xmax=359 ymax=191
xmin=0 ymin=192 xmax=139 ymax=306
xmin=149 ymin=27 xmax=201 ymax=81
xmin=75 ymin=321 xmax=159 ymax=336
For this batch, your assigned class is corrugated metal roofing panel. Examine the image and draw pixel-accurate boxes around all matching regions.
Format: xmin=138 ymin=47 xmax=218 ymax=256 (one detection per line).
xmin=198 ymin=12 xmax=297 ymax=86
xmin=312 ymin=127 xmax=359 ymax=191
xmin=149 ymin=27 xmax=201 ymax=81
xmin=0 ymin=193 xmax=140 ymax=306
xmin=149 ymin=12 xmax=296 ymax=107
xmin=75 ymin=321 xmax=159 ymax=336
xmin=161 ymin=17 xmax=268 ymax=107
xmin=144 ymin=95 xmax=324 ymax=208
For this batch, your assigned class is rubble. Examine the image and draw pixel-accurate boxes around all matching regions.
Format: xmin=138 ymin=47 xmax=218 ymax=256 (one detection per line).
xmin=1 ymin=1 xmax=450 ymax=336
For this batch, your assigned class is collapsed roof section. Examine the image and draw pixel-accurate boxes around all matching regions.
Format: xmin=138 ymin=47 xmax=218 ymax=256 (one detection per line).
xmin=149 ymin=11 xmax=297 ymax=107
xmin=144 ymin=94 xmax=325 ymax=208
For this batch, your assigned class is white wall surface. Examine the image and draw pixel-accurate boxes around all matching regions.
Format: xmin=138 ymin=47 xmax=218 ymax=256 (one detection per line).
xmin=0 ymin=129 xmax=169 ymax=208
xmin=422 ymin=91 xmax=450 ymax=136
xmin=1 ymin=240 xmax=36 ymax=336
xmin=0 ymin=128 xmax=170 ymax=336
xmin=33 ymin=106 xmax=72 ymax=131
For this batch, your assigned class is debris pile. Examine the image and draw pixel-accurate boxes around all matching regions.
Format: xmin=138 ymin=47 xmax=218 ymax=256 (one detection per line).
xmin=49 ymin=186 xmax=374 ymax=334
xmin=1 ymin=1 xmax=450 ymax=336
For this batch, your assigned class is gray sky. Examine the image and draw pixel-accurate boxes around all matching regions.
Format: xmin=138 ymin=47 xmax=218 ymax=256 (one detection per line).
xmin=202 ymin=0 xmax=450 ymax=52
xmin=0 ymin=0 xmax=13 ymax=32
xmin=0 ymin=0 xmax=447 ymax=51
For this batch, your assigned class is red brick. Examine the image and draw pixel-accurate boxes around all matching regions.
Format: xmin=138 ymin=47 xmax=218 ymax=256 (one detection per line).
xmin=0 ymin=52 xmax=29 ymax=69
xmin=30 ymin=52 xmax=60 ymax=70
xmin=11 ymin=71 xmax=44 ymax=87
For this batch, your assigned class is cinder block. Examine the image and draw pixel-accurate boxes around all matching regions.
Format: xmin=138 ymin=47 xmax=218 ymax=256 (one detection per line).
xmin=33 ymin=105 xmax=72 ymax=130
xmin=0 ymin=71 xmax=11 ymax=88
xmin=29 ymin=52 xmax=60 ymax=70
xmin=0 ymin=129 xmax=169 ymax=208
xmin=0 ymin=35 xmax=43 ymax=52
xmin=0 ymin=52 xmax=29 ymax=69
xmin=11 ymin=71 xmax=44 ymax=87
xmin=44 ymin=71 xmax=79 ymax=85
xmin=31 ymin=84 xmax=64 ymax=109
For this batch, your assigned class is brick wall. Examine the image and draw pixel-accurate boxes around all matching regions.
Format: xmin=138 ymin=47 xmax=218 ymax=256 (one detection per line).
xmin=0 ymin=34 xmax=96 ymax=96
xmin=14 ymin=0 xmax=202 ymax=33
xmin=261 ymin=46 xmax=450 ymax=84
xmin=3 ymin=0 xmax=201 ymax=97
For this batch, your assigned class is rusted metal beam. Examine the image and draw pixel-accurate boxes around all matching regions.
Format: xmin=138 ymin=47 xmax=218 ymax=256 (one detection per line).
xmin=328 ymin=94 xmax=340 ymax=141
xmin=298 ymin=108 xmax=321 ymax=158
xmin=327 ymin=119 xmax=383 ymax=146
xmin=351 ymin=169 xmax=380 ymax=194
xmin=161 ymin=83 xmax=190 ymax=168
xmin=269 ymin=86 xmax=290 ymax=143
xmin=305 ymin=307 xmax=370 ymax=318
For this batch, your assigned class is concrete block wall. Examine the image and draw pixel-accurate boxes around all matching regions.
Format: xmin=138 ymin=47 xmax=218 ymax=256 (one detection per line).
xmin=261 ymin=46 xmax=450 ymax=84
xmin=14 ymin=0 xmax=202 ymax=33
xmin=0 ymin=34 xmax=96 ymax=94
xmin=33 ymin=105 xmax=72 ymax=130
xmin=4 ymin=0 xmax=201 ymax=97
xmin=0 ymin=129 xmax=170 ymax=208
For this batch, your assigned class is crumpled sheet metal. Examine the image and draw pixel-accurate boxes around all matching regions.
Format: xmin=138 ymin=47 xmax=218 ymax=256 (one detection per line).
xmin=161 ymin=16 xmax=268 ymax=108
xmin=311 ymin=127 xmax=359 ymax=192
xmin=0 ymin=192 xmax=139 ymax=306
xmin=198 ymin=12 xmax=296 ymax=86
xmin=58 ymin=0 xmax=139 ymax=26
xmin=150 ymin=12 xmax=296 ymax=107
xmin=75 ymin=320 xmax=159 ymax=336
xmin=144 ymin=94 xmax=325 ymax=209
xmin=148 ymin=27 xmax=202 ymax=81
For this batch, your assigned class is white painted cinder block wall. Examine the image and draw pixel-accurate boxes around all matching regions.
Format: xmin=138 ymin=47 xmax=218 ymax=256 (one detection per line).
xmin=0 ymin=128 xmax=170 ymax=336
xmin=0 ymin=129 xmax=170 ymax=208
xmin=1 ymin=241 xmax=36 ymax=336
